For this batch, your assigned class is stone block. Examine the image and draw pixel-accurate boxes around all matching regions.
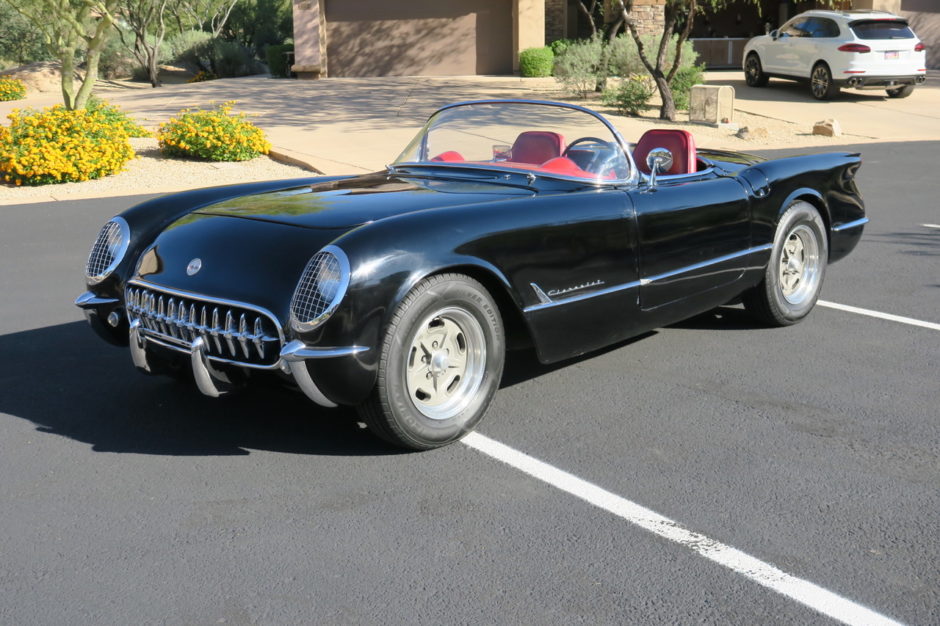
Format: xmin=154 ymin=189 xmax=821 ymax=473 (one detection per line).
xmin=689 ymin=85 xmax=734 ymax=125
xmin=813 ymin=119 xmax=842 ymax=137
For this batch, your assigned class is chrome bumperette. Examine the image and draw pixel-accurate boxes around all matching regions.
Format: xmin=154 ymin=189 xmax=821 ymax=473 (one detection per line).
xmin=125 ymin=281 xmax=283 ymax=369
xmin=75 ymin=292 xmax=119 ymax=308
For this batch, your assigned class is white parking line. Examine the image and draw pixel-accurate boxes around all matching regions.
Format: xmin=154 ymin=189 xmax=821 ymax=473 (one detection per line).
xmin=818 ymin=300 xmax=940 ymax=332
xmin=462 ymin=432 xmax=903 ymax=626
xmin=922 ymin=224 xmax=940 ymax=229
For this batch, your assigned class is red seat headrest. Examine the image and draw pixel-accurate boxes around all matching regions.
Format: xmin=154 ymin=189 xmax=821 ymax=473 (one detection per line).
xmin=509 ymin=131 xmax=565 ymax=165
xmin=633 ymin=129 xmax=697 ymax=175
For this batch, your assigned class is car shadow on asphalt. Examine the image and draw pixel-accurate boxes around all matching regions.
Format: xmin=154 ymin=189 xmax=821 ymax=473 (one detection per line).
xmin=0 ymin=321 xmax=402 ymax=457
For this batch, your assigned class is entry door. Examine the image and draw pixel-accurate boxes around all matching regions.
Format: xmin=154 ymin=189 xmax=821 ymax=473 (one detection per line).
xmin=630 ymin=176 xmax=751 ymax=310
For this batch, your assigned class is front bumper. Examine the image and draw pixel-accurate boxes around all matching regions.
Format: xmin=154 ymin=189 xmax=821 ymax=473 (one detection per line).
xmin=839 ymin=74 xmax=927 ymax=89
xmin=76 ymin=290 xmax=370 ymax=408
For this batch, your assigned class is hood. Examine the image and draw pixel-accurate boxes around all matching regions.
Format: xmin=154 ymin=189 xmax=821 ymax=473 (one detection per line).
xmin=193 ymin=172 xmax=535 ymax=229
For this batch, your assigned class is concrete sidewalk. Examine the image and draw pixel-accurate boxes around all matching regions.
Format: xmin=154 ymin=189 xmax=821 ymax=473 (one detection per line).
xmin=2 ymin=72 xmax=940 ymax=178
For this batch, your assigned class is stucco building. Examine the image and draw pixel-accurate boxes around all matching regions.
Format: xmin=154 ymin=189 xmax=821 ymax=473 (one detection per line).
xmin=291 ymin=0 xmax=937 ymax=78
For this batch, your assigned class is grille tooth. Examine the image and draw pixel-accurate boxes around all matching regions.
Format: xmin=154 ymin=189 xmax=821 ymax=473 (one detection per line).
xmin=238 ymin=314 xmax=250 ymax=359
xmin=167 ymin=298 xmax=178 ymax=338
xmin=199 ymin=305 xmax=208 ymax=343
xmin=189 ymin=304 xmax=197 ymax=342
xmin=157 ymin=296 xmax=167 ymax=335
xmin=253 ymin=318 xmax=264 ymax=358
xmin=224 ymin=311 xmax=236 ymax=356
xmin=211 ymin=308 xmax=222 ymax=353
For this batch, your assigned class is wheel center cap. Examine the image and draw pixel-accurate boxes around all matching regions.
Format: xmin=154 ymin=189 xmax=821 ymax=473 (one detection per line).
xmin=430 ymin=352 xmax=449 ymax=375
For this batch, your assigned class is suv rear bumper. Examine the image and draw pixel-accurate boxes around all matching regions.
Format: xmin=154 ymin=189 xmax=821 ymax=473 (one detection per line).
xmin=841 ymin=74 xmax=927 ymax=89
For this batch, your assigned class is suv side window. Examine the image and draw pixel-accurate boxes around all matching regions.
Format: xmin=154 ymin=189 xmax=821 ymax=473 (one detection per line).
xmin=781 ymin=18 xmax=809 ymax=38
xmin=810 ymin=18 xmax=840 ymax=38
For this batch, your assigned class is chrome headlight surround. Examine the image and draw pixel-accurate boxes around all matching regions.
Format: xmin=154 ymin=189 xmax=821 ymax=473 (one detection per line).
xmin=85 ymin=217 xmax=130 ymax=285
xmin=290 ymin=245 xmax=351 ymax=333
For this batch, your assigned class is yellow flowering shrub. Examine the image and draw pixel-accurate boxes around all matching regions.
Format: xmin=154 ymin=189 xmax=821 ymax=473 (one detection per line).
xmin=158 ymin=102 xmax=271 ymax=161
xmin=0 ymin=77 xmax=27 ymax=101
xmin=187 ymin=70 xmax=217 ymax=83
xmin=0 ymin=105 xmax=135 ymax=186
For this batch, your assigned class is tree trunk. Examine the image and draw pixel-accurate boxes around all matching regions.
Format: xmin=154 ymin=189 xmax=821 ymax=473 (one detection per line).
xmin=60 ymin=49 xmax=77 ymax=110
xmin=147 ymin=50 xmax=162 ymax=87
xmin=654 ymin=74 xmax=677 ymax=121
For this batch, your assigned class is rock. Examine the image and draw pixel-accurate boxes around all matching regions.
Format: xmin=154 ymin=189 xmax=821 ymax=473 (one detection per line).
xmin=813 ymin=119 xmax=842 ymax=137
xmin=749 ymin=127 xmax=769 ymax=139
xmin=735 ymin=127 xmax=750 ymax=139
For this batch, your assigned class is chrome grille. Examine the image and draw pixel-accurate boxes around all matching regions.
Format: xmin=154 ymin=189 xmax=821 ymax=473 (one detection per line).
xmin=125 ymin=284 xmax=282 ymax=367
xmin=86 ymin=220 xmax=124 ymax=281
xmin=291 ymin=251 xmax=343 ymax=325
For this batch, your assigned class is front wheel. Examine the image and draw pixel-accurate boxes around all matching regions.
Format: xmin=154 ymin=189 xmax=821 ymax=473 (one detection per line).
xmin=357 ymin=273 xmax=505 ymax=450
xmin=886 ymin=85 xmax=914 ymax=98
xmin=743 ymin=201 xmax=828 ymax=326
xmin=810 ymin=63 xmax=839 ymax=100
xmin=744 ymin=54 xmax=769 ymax=87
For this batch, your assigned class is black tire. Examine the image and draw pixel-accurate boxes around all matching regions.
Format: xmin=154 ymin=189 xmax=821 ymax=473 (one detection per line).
xmin=886 ymin=85 xmax=915 ymax=98
xmin=744 ymin=53 xmax=769 ymax=87
xmin=743 ymin=201 xmax=828 ymax=326
xmin=357 ymin=273 xmax=505 ymax=450
xmin=810 ymin=63 xmax=839 ymax=100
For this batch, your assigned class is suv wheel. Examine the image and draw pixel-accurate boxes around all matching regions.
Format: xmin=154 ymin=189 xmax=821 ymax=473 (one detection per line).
xmin=810 ymin=63 xmax=839 ymax=100
xmin=745 ymin=53 xmax=769 ymax=87
xmin=886 ymin=85 xmax=914 ymax=98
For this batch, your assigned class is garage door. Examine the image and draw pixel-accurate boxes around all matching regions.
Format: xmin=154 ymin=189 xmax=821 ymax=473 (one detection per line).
xmin=325 ymin=0 xmax=513 ymax=77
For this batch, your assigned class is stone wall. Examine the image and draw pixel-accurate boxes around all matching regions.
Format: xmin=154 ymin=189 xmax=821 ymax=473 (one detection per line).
xmin=545 ymin=0 xmax=566 ymax=42
xmin=629 ymin=0 xmax=666 ymax=36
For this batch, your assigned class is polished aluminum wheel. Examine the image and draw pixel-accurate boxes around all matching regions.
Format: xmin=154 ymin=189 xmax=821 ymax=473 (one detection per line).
xmin=404 ymin=307 xmax=486 ymax=420
xmin=779 ymin=224 xmax=821 ymax=305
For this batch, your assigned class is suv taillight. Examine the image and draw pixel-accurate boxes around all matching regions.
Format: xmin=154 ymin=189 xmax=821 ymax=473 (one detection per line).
xmin=915 ymin=43 xmax=925 ymax=52
xmin=838 ymin=44 xmax=872 ymax=53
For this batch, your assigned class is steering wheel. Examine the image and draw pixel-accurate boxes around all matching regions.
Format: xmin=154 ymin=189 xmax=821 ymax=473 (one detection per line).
xmin=562 ymin=136 xmax=625 ymax=178
xmin=562 ymin=137 xmax=610 ymax=156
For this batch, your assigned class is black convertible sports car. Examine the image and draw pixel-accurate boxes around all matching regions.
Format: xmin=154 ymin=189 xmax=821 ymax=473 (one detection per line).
xmin=76 ymin=100 xmax=866 ymax=449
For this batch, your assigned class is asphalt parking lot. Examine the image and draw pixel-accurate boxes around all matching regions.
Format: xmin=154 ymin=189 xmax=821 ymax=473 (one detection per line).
xmin=1 ymin=140 xmax=938 ymax=625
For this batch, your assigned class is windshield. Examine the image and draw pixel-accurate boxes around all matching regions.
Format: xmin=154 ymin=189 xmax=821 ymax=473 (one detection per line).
xmin=394 ymin=101 xmax=633 ymax=183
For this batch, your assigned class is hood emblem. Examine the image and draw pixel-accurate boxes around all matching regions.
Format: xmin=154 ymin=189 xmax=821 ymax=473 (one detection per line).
xmin=186 ymin=258 xmax=202 ymax=276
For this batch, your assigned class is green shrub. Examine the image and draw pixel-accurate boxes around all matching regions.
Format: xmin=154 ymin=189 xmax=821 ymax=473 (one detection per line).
xmin=98 ymin=31 xmax=138 ymax=80
xmin=158 ymin=102 xmax=271 ymax=162
xmin=519 ymin=47 xmax=553 ymax=77
xmin=549 ymin=38 xmax=575 ymax=57
xmin=602 ymin=76 xmax=655 ymax=116
xmin=179 ymin=38 xmax=261 ymax=78
xmin=0 ymin=77 xmax=27 ymax=101
xmin=607 ymin=33 xmax=699 ymax=79
xmin=86 ymin=97 xmax=150 ymax=137
xmin=265 ymin=43 xmax=294 ymax=78
xmin=167 ymin=30 xmax=214 ymax=65
xmin=553 ymin=36 xmax=606 ymax=98
xmin=0 ymin=105 xmax=134 ymax=185
xmin=670 ymin=64 xmax=705 ymax=111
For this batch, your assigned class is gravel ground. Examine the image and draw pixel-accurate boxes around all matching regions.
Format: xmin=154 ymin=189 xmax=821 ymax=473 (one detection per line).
xmin=1 ymin=138 xmax=314 ymax=205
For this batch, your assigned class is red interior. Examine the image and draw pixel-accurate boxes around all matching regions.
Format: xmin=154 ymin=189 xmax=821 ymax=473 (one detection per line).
xmin=632 ymin=129 xmax=697 ymax=175
xmin=507 ymin=131 xmax=566 ymax=165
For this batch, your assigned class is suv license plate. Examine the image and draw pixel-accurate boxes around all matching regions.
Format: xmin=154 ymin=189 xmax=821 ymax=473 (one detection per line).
xmin=885 ymin=51 xmax=900 ymax=60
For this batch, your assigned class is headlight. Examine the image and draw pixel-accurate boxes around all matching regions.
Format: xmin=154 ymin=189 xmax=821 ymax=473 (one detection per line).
xmin=290 ymin=245 xmax=350 ymax=333
xmin=85 ymin=217 xmax=130 ymax=284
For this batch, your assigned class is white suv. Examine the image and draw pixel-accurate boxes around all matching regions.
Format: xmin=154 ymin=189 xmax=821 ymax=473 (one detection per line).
xmin=743 ymin=10 xmax=927 ymax=100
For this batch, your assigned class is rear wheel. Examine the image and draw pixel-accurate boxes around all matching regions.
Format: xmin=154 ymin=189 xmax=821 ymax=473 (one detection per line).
xmin=357 ymin=273 xmax=505 ymax=450
xmin=810 ymin=63 xmax=839 ymax=100
xmin=743 ymin=201 xmax=827 ymax=326
xmin=886 ymin=85 xmax=915 ymax=98
xmin=744 ymin=53 xmax=769 ymax=87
